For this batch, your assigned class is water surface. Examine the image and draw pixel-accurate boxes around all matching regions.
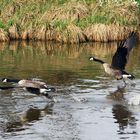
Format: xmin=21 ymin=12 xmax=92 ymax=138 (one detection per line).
xmin=0 ymin=41 xmax=140 ymax=140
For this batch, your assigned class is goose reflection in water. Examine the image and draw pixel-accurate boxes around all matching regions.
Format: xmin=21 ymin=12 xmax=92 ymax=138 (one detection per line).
xmin=21 ymin=103 xmax=54 ymax=123
xmin=112 ymin=104 xmax=137 ymax=135
xmin=107 ymin=83 xmax=140 ymax=105
xmin=107 ymin=86 xmax=138 ymax=136
xmin=107 ymin=86 xmax=126 ymax=101
xmin=1 ymin=103 xmax=54 ymax=133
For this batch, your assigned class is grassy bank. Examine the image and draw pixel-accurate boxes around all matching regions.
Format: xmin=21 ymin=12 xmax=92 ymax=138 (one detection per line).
xmin=0 ymin=0 xmax=139 ymax=43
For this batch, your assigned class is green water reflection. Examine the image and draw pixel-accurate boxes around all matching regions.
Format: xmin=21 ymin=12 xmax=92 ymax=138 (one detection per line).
xmin=0 ymin=41 xmax=140 ymax=139
xmin=0 ymin=41 xmax=139 ymax=86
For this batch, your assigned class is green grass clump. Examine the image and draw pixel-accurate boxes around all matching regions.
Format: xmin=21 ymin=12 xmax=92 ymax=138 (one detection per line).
xmin=0 ymin=20 xmax=5 ymax=29
xmin=0 ymin=0 xmax=139 ymax=42
xmin=0 ymin=0 xmax=139 ymax=30
xmin=52 ymin=20 xmax=68 ymax=31
xmin=76 ymin=0 xmax=138 ymax=29
xmin=75 ymin=15 xmax=110 ymax=29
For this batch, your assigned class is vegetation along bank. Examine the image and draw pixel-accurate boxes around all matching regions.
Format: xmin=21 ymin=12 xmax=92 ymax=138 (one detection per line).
xmin=0 ymin=0 xmax=140 ymax=43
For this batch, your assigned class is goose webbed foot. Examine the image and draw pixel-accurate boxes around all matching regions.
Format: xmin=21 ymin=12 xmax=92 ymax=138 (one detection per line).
xmin=122 ymin=79 xmax=136 ymax=87
xmin=122 ymin=79 xmax=127 ymax=87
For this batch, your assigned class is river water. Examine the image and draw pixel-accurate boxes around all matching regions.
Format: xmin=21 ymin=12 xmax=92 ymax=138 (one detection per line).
xmin=0 ymin=41 xmax=140 ymax=140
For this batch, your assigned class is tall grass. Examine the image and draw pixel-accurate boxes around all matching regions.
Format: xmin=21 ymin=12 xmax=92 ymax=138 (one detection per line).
xmin=0 ymin=0 xmax=139 ymax=43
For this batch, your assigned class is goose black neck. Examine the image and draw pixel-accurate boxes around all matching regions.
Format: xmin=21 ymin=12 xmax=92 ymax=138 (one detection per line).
xmin=6 ymin=79 xmax=20 ymax=83
xmin=93 ymin=58 xmax=105 ymax=64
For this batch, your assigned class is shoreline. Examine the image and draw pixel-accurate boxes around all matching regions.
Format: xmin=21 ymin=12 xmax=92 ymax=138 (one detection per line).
xmin=0 ymin=24 xmax=138 ymax=44
xmin=0 ymin=1 xmax=139 ymax=44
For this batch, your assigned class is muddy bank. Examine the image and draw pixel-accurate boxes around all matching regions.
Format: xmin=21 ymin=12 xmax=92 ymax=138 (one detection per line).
xmin=0 ymin=24 xmax=138 ymax=43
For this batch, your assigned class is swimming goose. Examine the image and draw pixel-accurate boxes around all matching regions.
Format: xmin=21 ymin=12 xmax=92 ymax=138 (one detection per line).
xmin=89 ymin=31 xmax=137 ymax=84
xmin=1 ymin=78 xmax=55 ymax=98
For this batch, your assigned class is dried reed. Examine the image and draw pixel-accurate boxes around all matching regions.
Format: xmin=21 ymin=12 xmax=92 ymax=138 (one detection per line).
xmin=0 ymin=29 xmax=9 ymax=41
xmin=85 ymin=24 xmax=134 ymax=42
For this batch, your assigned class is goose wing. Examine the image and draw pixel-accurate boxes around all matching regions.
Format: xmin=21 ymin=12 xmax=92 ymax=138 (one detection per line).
xmin=111 ymin=32 xmax=137 ymax=70
xmin=18 ymin=80 xmax=47 ymax=88
xmin=32 ymin=80 xmax=47 ymax=88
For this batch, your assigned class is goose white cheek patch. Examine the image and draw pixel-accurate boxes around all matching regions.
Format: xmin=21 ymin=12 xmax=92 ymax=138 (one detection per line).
xmin=3 ymin=79 xmax=7 ymax=82
xmin=40 ymin=88 xmax=47 ymax=93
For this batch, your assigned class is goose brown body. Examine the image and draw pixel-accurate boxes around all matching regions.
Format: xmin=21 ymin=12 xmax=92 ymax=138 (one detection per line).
xmin=18 ymin=79 xmax=47 ymax=88
xmin=103 ymin=63 xmax=122 ymax=80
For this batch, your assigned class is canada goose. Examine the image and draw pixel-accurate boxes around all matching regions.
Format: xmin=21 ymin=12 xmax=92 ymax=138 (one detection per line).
xmin=89 ymin=32 xmax=137 ymax=84
xmin=1 ymin=78 xmax=55 ymax=99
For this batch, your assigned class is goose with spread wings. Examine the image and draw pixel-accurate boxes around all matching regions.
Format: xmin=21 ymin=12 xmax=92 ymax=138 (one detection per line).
xmin=89 ymin=32 xmax=137 ymax=84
